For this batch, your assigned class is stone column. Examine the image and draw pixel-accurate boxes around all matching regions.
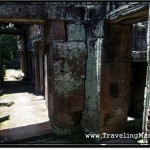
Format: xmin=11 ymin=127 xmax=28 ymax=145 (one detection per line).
xmin=143 ymin=6 xmax=150 ymax=144
xmin=99 ymin=23 xmax=132 ymax=134
xmin=33 ymin=42 xmax=40 ymax=94
xmin=31 ymin=52 xmax=35 ymax=85
xmin=81 ymin=23 xmax=102 ymax=133
xmin=20 ymin=51 xmax=26 ymax=74
xmin=52 ymin=22 xmax=86 ymax=127
xmin=39 ymin=42 xmax=44 ymax=95
xmin=82 ymin=22 xmax=133 ymax=134
xmin=44 ymin=21 xmax=53 ymax=120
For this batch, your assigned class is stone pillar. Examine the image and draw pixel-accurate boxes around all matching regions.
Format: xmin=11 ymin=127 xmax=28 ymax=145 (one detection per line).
xmin=81 ymin=23 xmax=102 ymax=133
xmin=81 ymin=22 xmax=133 ymax=134
xmin=23 ymin=35 xmax=29 ymax=80
xmin=44 ymin=49 xmax=49 ymax=105
xmin=143 ymin=6 xmax=150 ymax=144
xmin=31 ymin=52 xmax=35 ymax=85
xmin=44 ymin=21 xmax=53 ymax=121
xmin=99 ymin=24 xmax=132 ymax=133
xmin=44 ymin=20 xmax=87 ymax=128
xmin=20 ymin=51 xmax=26 ymax=74
xmin=39 ymin=42 xmax=44 ymax=95
xmin=43 ymin=19 xmax=87 ymax=129
xmin=33 ymin=42 xmax=40 ymax=94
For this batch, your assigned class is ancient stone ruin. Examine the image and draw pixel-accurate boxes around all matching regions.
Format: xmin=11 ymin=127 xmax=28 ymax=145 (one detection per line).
xmin=0 ymin=1 xmax=150 ymax=144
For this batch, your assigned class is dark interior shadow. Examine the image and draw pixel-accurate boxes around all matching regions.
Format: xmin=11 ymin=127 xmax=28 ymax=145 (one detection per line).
xmin=3 ymin=81 xmax=35 ymax=94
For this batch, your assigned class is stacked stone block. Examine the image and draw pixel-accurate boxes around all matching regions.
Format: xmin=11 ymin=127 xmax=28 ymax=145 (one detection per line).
xmin=49 ymin=21 xmax=86 ymax=127
xmin=99 ymin=24 xmax=132 ymax=133
xmin=81 ymin=22 xmax=103 ymax=132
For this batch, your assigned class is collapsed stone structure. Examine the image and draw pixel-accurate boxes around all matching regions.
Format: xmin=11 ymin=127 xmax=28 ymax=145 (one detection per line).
xmin=0 ymin=2 xmax=150 ymax=143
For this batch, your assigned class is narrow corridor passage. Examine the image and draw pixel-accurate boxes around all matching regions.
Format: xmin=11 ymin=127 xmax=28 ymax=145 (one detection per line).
xmin=0 ymin=69 xmax=51 ymax=143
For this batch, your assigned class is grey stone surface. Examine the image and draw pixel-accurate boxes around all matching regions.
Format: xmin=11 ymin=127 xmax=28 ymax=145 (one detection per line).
xmin=67 ymin=24 xmax=85 ymax=41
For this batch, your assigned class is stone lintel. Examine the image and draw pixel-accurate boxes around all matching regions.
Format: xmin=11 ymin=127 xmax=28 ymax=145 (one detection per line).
xmin=106 ymin=3 xmax=149 ymax=24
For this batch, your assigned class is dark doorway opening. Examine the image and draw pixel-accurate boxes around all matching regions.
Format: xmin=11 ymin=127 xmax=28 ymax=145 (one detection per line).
xmin=127 ymin=21 xmax=148 ymax=135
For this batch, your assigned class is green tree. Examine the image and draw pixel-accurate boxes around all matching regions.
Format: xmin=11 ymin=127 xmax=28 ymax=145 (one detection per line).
xmin=0 ymin=34 xmax=18 ymax=62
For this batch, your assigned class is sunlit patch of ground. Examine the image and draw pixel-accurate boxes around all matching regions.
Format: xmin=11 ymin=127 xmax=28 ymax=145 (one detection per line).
xmin=4 ymin=69 xmax=24 ymax=81
xmin=0 ymin=90 xmax=49 ymax=130
xmin=0 ymin=69 xmax=51 ymax=143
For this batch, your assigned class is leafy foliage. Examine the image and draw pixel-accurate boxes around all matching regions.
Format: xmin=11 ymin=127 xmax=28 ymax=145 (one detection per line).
xmin=0 ymin=34 xmax=18 ymax=63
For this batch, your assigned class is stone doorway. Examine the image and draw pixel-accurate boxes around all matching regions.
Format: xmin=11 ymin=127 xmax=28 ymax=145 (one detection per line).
xmin=0 ymin=22 xmax=51 ymax=143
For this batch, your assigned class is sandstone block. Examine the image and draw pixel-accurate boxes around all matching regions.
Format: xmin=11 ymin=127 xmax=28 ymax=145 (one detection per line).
xmin=51 ymin=21 xmax=66 ymax=40
xmin=67 ymin=24 xmax=85 ymax=41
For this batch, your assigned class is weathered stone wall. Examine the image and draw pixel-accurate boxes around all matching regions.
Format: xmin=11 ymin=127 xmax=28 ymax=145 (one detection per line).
xmin=50 ymin=21 xmax=86 ymax=127
xmin=0 ymin=2 xmax=45 ymax=23
xmin=48 ymin=2 xmax=128 ymax=129
xmin=25 ymin=20 xmax=86 ymax=127
xmin=98 ymin=24 xmax=132 ymax=133
xmin=81 ymin=2 xmax=149 ymax=135
xmin=5 ymin=2 xmax=150 ymax=137
xmin=1 ymin=2 xmax=148 ymax=134
xmin=26 ymin=24 xmax=44 ymax=86
xmin=81 ymin=21 xmax=103 ymax=132
xmin=26 ymin=24 xmax=44 ymax=51
xmin=80 ymin=3 xmax=111 ymax=133
xmin=143 ymin=6 xmax=150 ymax=143
xmin=81 ymin=3 xmax=133 ymax=133
xmin=22 ymin=4 xmax=88 ymax=127
xmin=81 ymin=22 xmax=133 ymax=134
